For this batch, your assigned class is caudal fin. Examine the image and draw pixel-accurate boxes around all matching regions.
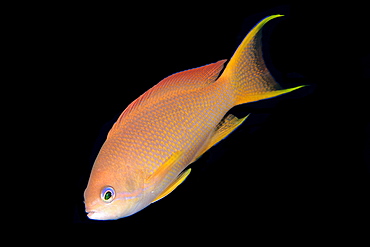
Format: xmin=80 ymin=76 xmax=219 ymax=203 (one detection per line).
xmin=218 ymin=15 xmax=305 ymax=106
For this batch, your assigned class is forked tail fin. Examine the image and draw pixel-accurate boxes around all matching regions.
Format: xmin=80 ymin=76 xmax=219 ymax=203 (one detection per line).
xmin=218 ymin=15 xmax=305 ymax=106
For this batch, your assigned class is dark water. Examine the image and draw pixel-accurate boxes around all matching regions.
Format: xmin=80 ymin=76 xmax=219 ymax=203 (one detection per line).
xmin=45 ymin=3 xmax=370 ymax=239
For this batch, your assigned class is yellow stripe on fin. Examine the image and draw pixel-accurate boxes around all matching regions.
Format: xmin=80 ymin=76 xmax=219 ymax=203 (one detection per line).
xmin=152 ymin=168 xmax=191 ymax=203
xmin=145 ymin=151 xmax=183 ymax=184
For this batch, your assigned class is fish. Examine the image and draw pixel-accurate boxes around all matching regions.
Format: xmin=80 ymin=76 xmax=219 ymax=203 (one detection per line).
xmin=84 ymin=14 xmax=305 ymax=220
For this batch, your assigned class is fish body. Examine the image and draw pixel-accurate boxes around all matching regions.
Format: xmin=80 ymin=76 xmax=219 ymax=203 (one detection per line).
xmin=84 ymin=15 xmax=305 ymax=220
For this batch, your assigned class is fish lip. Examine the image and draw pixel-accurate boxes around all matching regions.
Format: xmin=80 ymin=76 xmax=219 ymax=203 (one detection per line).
xmin=86 ymin=210 xmax=96 ymax=218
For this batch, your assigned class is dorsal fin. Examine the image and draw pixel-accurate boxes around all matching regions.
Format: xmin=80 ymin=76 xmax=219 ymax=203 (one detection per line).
xmin=108 ymin=60 xmax=227 ymax=136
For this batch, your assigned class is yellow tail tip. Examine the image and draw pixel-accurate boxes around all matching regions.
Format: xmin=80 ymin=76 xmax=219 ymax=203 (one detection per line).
xmin=261 ymin=14 xmax=285 ymax=24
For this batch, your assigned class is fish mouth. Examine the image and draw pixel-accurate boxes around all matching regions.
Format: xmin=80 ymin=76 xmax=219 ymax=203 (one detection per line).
xmin=86 ymin=210 xmax=97 ymax=219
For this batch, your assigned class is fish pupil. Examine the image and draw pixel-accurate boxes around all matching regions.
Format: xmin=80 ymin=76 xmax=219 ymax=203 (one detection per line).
xmin=104 ymin=191 xmax=112 ymax=200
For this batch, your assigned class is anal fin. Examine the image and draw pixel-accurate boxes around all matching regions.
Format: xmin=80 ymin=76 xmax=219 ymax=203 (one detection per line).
xmin=194 ymin=114 xmax=249 ymax=161
xmin=152 ymin=168 xmax=191 ymax=203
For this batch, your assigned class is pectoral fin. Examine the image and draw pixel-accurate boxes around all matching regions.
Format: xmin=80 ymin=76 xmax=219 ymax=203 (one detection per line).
xmin=146 ymin=151 xmax=183 ymax=184
xmin=152 ymin=168 xmax=192 ymax=203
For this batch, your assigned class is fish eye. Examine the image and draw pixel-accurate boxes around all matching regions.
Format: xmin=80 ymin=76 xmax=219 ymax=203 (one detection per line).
xmin=101 ymin=186 xmax=115 ymax=203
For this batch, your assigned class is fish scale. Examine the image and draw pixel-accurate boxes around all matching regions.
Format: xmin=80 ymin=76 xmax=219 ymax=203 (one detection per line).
xmin=114 ymin=84 xmax=230 ymax=176
xmin=84 ymin=15 xmax=306 ymax=220
xmin=110 ymin=88 xmax=234 ymax=189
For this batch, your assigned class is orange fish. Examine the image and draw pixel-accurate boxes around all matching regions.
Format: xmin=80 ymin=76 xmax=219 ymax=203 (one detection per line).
xmin=84 ymin=15 xmax=305 ymax=220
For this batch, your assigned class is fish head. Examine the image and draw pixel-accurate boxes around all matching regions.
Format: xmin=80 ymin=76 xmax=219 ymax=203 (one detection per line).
xmin=84 ymin=162 xmax=149 ymax=220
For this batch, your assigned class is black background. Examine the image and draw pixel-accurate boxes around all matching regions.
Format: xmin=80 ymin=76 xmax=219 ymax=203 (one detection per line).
xmin=20 ymin=2 xmax=369 ymax=240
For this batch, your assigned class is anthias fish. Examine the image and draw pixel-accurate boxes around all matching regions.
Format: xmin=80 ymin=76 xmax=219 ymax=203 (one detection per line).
xmin=84 ymin=15 xmax=305 ymax=220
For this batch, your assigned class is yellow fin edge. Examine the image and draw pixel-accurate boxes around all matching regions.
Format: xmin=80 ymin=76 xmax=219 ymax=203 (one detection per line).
xmin=231 ymin=14 xmax=284 ymax=63
xmin=243 ymin=85 xmax=307 ymax=103
xmin=152 ymin=168 xmax=192 ymax=203
xmin=146 ymin=151 xmax=183 ymax=184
